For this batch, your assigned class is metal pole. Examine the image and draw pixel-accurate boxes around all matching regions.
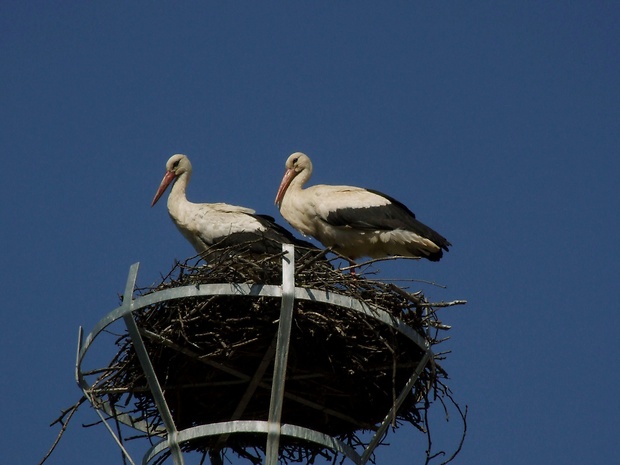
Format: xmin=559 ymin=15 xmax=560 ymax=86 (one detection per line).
xmin=265 ymin=244 xmax=295 ymax=465
xmin=120 ymin=263 xmax=185 ymax=465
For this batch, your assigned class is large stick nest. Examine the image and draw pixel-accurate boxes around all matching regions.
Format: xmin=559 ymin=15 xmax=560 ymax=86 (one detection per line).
xmin=84 ymin=242 xmax=460 ymax=464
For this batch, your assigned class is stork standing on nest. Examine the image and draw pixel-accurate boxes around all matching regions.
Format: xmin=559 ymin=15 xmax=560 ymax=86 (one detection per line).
xmin=274 ymin=152 xmax=451 ymax=263
xmin=152 ymin=154 xmax=312 ymax=255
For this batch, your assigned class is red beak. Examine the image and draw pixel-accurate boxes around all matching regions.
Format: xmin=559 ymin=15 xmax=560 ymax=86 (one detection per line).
xmin=275 ymin=168 xmax=297 ymax=207
xmin=151 ymin=170 xmax=177 ymax=207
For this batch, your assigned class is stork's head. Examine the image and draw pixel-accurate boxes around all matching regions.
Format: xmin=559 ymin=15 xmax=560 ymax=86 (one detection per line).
xmin=151 ymin=154 xmax=192 ymax=207
xmin=285 ymin=152 xmax=312 ymax=173
xmin=275 ymin=152 xmax=312 ymax=207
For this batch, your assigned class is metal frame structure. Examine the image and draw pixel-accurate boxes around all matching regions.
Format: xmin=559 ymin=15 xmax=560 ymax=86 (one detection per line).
xmin=76 ymin=244 xmax=434 ymax=465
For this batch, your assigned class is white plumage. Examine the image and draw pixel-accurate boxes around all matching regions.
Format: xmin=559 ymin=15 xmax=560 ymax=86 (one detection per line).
xmin=275 ymin=152 xmax=451 ymax=261
xmin=152 ymin=154 xmax=309 ymax=254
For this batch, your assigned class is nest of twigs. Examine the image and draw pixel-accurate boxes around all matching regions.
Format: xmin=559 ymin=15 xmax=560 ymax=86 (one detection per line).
xmin=82 ymin=242 xmax=463 ymax=465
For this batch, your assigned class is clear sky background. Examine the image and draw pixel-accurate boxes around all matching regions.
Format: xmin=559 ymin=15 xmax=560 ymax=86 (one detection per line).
xmin=2 ymin=2 xmax=619 ymax=465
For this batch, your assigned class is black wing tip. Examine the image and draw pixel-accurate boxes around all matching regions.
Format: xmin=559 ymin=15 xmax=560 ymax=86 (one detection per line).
xmin=421 ymin=238 xmax=451 ymax=261
xmin=425 ymin=250 xmax=444 ymax=262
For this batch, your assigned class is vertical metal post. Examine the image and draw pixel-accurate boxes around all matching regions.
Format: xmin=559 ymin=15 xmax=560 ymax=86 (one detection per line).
xmin=120 ymin=263 xmax=185 ymax=465
xmin=265 ymin=244 xmax=295 ymax=465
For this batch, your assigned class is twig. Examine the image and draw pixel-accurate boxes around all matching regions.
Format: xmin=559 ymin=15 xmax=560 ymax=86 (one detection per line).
xmin=39 ymin=396 xmax=87 ymax=465
xmin=418 ymin=300 xmax=468 ymax=308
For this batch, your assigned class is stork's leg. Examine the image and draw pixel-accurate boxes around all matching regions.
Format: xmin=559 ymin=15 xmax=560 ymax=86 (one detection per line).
xmin=348 ymin=260 xmax=358 ymax=277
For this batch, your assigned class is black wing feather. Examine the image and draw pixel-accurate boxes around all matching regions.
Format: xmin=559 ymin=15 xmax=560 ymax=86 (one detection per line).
xmin=325 ymin=188 xmax=451 ymax=252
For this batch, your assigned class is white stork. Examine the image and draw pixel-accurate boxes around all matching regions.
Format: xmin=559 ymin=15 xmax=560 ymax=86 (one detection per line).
xmin=152 ymin=154 xmax=313 ymax=255
xmin=275 ymin=152 xmax=451 ymax=262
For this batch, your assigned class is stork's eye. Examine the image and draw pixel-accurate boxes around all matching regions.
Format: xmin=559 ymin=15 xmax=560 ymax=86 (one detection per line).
xmin=172 ymin=160 xmax=180 ymax=169
xmin=292 ymin=157 xmax=299 ymax=165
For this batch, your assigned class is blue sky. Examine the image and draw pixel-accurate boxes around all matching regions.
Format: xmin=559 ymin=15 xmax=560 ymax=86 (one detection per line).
xmin=2 ymin=2 xmax=619 ymax=464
